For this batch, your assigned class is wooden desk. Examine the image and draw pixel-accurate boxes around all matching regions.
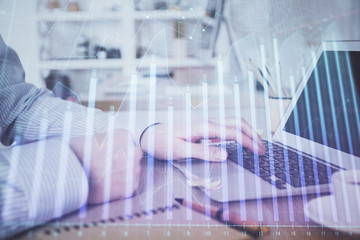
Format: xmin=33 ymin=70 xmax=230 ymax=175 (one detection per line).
xmin=19 ymin=158 xmax=359 ymax=240
xmin=18 ymin=108 xmax=360 ymax=239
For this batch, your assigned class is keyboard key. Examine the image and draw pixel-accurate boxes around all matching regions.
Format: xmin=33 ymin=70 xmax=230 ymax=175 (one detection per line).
xmin=274 ymin=179 xmax=287 ymax=189
xmin=316 ymin=164 xmax=329 ymax=173
xmin=305 ymin=178 xmax=316 ymax=186
xmin=288 ymin=163 xmax=299 ymax=171
xmin=318 ymin=177 xmax=330 ymax=184
xmin=317 ymin=171 xmax=328 ymax=177
xmin=274 ymin=162 xmax=286 ymax=169
xmin=275 ymin=171 xmax=287 ymax=179
xmin=259 ymin=161 xmax=271 ymax=169
xmin=289 ymin=177 xmax=303 ymax=187
xmin=259 ymin=155 xmax=271 ymax=162
xmin=259 ymin=169 xmax=271 ymax=178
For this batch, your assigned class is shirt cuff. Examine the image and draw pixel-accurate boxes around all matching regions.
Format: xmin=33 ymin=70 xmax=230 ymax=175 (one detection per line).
xmin=111 ymin=111 xmax=160 ymax=147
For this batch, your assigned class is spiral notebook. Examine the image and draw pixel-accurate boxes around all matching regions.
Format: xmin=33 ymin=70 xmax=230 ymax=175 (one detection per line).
xmin=21 ymin=203 xmax=179 ymax=239
xmin=19 ymin=202 xmax=243 ymax=240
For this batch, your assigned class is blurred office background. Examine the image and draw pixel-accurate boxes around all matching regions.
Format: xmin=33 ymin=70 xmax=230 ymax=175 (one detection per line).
xmin=0 ymin=0 xmax=359 ymax=111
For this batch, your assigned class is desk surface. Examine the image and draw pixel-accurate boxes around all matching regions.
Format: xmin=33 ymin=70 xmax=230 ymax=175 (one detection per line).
xmin=20 ymin=158 xmax=359 ymax=240
xmin=18 ymin=107 xmax=360 ymax=240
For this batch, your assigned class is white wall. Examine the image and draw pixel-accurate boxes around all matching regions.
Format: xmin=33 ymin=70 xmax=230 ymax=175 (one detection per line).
xmin=0 ymin=0 xmax=41 ymax=87
xmin=0 ymin=0 xmax=359 ymax=90
xmin=227 ymin=0 xmax=360 ymax=88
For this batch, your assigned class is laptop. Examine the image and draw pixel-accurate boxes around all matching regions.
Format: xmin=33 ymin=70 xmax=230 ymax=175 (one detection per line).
xmin=173 ymin=41 xmax=360 ymax=202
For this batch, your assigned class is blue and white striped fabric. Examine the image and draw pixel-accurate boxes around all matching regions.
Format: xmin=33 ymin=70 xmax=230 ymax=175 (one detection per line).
xmin=0 ymin=36 xmax=152 ymax=238
xmin=0 ymin=139 xmax=88 ymax=238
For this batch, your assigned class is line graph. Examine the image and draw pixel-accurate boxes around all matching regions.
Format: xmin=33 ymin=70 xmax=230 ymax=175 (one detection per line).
xmin=2 ymin=1 xmax=360 ymax=238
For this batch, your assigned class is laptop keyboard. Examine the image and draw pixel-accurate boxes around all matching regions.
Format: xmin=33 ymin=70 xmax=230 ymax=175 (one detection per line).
xmin=218 ymin=140 xmax=340 ymax=190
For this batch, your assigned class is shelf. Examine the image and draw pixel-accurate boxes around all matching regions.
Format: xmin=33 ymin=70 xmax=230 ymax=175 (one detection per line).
xmin=136 ymin=58 xmax=216 ymax=68
xmin=37 ymin=11 xmax=123 ymax=22
xmin=37 ymin=10 xmax=204 ymax=22
xmin=134 ymin=10 xmax=203 ymax=20
xmin=39 ymin=58 xmax=216 ymax=70
xmin=39 ymin=59 xmax=124 ymax=70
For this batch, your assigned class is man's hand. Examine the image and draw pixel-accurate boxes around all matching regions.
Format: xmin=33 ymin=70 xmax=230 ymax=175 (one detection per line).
xmin=140 ymin=118 xmax=265 ymax=162
xmin=70 ymin=129 xmax=143 ymax=204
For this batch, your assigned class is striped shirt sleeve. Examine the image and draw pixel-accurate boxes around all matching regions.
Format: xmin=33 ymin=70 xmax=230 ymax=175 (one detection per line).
xmin=0 ymin=139 xmax=88 ymax=238
xmin=0 ymin=35 xmax=156 ymax=238
xmin=0 ymin=35 xmax=153 ymax=147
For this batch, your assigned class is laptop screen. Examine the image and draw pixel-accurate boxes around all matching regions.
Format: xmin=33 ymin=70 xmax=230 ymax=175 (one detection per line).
xmin=283 ymin=50 xmax=360 ymax=157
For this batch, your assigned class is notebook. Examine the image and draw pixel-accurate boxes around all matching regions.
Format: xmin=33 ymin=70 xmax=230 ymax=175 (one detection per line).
xmin=18 ymin=203 xmax=246 ymax=240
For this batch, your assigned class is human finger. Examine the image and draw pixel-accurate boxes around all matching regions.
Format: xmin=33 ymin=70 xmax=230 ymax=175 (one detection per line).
xmin=172 ymin=139 xmax=227 ymax=162
xmin=237 ymin=131 xmax=265 ymax=155
xmin=223 ymin=119 xmax=264 ymax=149
xmin=206 ymin=122 xmax=265 ymax=154
xmin=239 ymin=119 xmax=264 ymax=149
